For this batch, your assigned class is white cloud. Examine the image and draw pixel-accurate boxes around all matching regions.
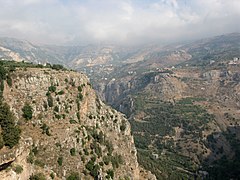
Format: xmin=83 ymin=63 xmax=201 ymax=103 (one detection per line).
xmin=0 ymin=0 xmax=239 ymax=45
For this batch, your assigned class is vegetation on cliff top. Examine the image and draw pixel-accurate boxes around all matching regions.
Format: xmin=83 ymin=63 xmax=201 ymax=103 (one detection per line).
xmin=0 ymin=63 xmax=21 ymax=149
xmin=0 ymin=102 xmax=21 ymax=149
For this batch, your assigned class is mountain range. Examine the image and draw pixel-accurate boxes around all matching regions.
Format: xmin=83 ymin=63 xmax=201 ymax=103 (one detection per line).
xmin=0 ymin=33 xmax=239 ymax=69
xmin=0 ymin=32 xmax=240 ymax=179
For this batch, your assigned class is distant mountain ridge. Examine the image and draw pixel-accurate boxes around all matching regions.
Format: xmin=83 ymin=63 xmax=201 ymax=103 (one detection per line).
xmin=0 ymin=33 xmax=239 ymax=70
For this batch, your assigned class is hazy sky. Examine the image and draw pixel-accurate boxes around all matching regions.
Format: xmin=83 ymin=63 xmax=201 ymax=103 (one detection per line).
xmin=0 ymin=0 xmax=239 ymax=45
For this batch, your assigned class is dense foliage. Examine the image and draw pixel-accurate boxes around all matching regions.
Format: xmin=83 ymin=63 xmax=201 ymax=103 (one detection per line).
xmin=0 ymin=62 xmax=7 ymax=98
xmin=130 ymin=96 xmax=214 ymax=179
xmin=66 ymin=172 xmax=81 ymax=180
xmin=29 ymin=173 xmax=46 ymax=180
xmin=0 ymin=102 xmax=21 ymax=148
xmin=204 ymin=128 xmax=240 ymax=179
xmin=22 ymin=103 xmax=33 ymax=120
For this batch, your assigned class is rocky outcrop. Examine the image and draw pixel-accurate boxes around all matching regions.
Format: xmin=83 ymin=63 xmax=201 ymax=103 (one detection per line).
xmin=201 ymin=70 xmax=221 ymax=80
xmin=0 ymin=67 xmax=155 ymax=180
xmin=96 ymin=71 xmax=186 ymax=116
xmin=0 ymin=138 xmax=33 ymax=180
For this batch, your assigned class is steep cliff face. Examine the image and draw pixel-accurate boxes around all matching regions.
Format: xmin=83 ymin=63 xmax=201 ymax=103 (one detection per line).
xmin=96 ymin=71 xmax=186 ymax=116
xmin=0 ymin=67 xmax=155 ymax=180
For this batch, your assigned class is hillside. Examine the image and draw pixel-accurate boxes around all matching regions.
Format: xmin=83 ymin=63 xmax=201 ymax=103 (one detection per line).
xmin=0 ymin=33 xmax=239 ymax=179
xmin=89 ymin=33 xmax=240 ymax=179
xmin=95 ymin=60 xmax=240 ymax=179
xmin=0 ymin=61 xmax=155 ymax=180
xmin=76 ymin=33 xmax=240 ymax=85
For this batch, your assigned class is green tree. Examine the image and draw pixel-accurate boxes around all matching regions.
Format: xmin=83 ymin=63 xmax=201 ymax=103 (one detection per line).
xmin=13 ymin=164 xmax=23 ymax=174
xmin=57 ymin=156 xmax=63 ymax=166
xmin=67 ymin=172 xmax=81 ymax=180
xmin=29 ymin=173 xmax=46 ymax=180
xmin=70 ymin=148 xmax=76 ymax=156
xmin=0 ymin=134 xmax=4 ymax=149
xmin=48 ymin=86 xmax=56 ymax=93
xmin=22 ymin=103 xmax=33 ymax=120
xmin=52 ymin=64 xmax=64 ymax=71
xmin=6 ymin=75 xmax=12 ymax=87
xmin=106 ymin=169 xmax=114 ymax=179
xmin=0 ymin=102 xmax=21 ymax=148
xmin=0 ymin=65 xmax=7 ymax=80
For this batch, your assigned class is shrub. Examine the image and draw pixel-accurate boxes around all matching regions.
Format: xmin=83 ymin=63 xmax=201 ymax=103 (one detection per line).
xmin=22 ymin=103 xmax=33 ymax=120
xmin=27 ymin=152 xmax=34 ymax=164
xmin=0 ymin=81 xmax=4 ymax=97
xmin=57 ymin=156 xmax=63 ymax=166
xmin=52 ymin=64 xmax=64 ymax=71
xmin=34 ymin=159 xmax=45 ymax=168
xmin=13 ymin=165 xmax=23 ymax=174
xmin=81 ymin=156 xmax=86 ymax=163
xmin=50 ymin=172 xmax=55 ymax=179
xmin=41 ymin=123 xmax=51 ymax=136
xmin=90 ymin=164 xmax=100 ymax=177
xmin=70 ymin=81 xmax=75 ymax=87
xmin=0 ymin=134 xmax=4 ymax=149
xmin=29 ymin=173 xmax=46 ymax=180
xmin=0 ymin=65 xmax=7 ymax=80
xmin=48 ymin=86 xmax=56 ymax=93
xmin=84 ymin=148 xmax=89 ymax=155
xmin=43 ymin=101 xmax=48 ymax=110
xmin=105 ymin=140 xmax=114 ymax=155
xmin=91 ymin=155 xmax=96 ymax=162
xmin=55 ymin=114 xmax=61 ymax=119
xmin=103 ymin=156 xmax=111 ymax=165
xmin=67 ymin=172 xmax=81 ymax=180
xmin=95 ymin=145 xmax=102 ymax=157
xmin=106 ymin=169 xmax=114 ymax=179
xmin=85 ymin=159 xmax=94 ymax=172
xmin=77 ymin=86 xmax=82 ymax=92
xmin=77 ymin=93 xmax=83 ymax=101
xmin=70 ymin=148 xmax=76 ymax=156
xmin=8 ymin=66 xmax=15 ymax=72
xmin=76 ymin=100 xmax=80 ymax=111
xmin=90 ymin=142 xmax=102 ymax=158
xmin=69 ymin=119 xmax=77 ymax=124
xmin=99 ymin=161 xmax=104 ymax=166
xmin=6 ymin=76 xmax=12 ymax=87
xmin=97 ymin=131 xmax=104 ymax=144
xmin=54 ymin=106 xmax=59 ymax=112
xmin=32 ymin=146 xmax=39 ymax=155
xmin=111 ymin=154 xmax=124 ymax=169
xmin=76 ymin=112 xmax=80 ymax=121
xmin=57 ymin=90 xmax=64 ymax=95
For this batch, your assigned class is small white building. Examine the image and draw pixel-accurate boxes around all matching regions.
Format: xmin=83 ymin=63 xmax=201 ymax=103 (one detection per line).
xmin=233 ymin=57 xmax=239 ymax=62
